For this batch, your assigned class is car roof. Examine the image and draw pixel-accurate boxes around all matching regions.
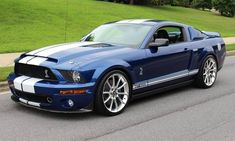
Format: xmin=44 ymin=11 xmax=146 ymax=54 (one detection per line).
xmin=106 ymin=19 xmax=188 ymax=27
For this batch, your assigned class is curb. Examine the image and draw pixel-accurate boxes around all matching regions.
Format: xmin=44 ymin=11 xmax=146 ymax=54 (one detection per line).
xmin=0 ymin=51 xmax=235 ymax=92
xmin=0 ymin=81 xmax=9 ymax=92
xmin=226 ymin=50 xmax=235 ymax=56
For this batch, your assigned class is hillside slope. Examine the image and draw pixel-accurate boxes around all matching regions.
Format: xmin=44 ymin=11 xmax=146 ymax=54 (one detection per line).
xmin=0 ymin=0 xmax=235 ymax=53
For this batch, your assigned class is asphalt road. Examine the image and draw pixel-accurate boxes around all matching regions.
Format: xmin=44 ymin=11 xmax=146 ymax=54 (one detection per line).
xmin=1 ymin=56 xmax=235 ymax=141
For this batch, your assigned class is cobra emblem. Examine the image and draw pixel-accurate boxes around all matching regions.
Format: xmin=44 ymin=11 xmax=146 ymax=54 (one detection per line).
xmin=45 ymin=69 xmax=50 ymax=78
xmin=139 ymin=67 xmax=143 ymax=76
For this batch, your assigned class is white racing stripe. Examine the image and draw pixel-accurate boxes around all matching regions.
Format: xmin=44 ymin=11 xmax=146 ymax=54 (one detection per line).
xmin=19 ymin=56 xmax=34 ymax=64
xmin=117 ymin=19 xmax=149 ymax=24
xmin=129 ymin=19 xmax=149 ymax=23
xmin=34 ymin=42 xmax=97 ymax=57
xmin=13 ymin=76 xmax=30 ymax=91
xmin=27 ymin=43 xmax=68 ymax=55
xmin=22 ymin=78 xmax=42 ymax=93
xmin=20 ymin=42 xmax=99 ymax=66
xmin=18 ymin=56 xmax=47 ymax=66
xmin=19 ymin=42 xmax=98 ymax=66
xmin=116 ymin=20 xmax=131 ymax=23
xmin=27 ymin=57 xmax=48 ymax=66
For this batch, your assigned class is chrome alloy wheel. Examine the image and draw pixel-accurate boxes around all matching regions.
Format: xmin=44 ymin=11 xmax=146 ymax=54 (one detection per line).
xmin=203 ymin=57 xmax=217 ymax=86
xmin=102 ymin=73 xmax=129 ymax=113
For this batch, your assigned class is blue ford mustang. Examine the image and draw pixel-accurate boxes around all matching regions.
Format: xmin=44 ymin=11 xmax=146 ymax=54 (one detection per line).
xmin=8 ymin=19 xmax=226 ymax=116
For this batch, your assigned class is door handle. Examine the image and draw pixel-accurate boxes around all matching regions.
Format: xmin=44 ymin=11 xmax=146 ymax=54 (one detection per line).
xmin=184 ymin=48 xmax=188 ymax=51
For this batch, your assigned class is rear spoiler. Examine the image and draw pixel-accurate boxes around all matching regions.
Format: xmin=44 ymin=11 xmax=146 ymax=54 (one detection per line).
xmin=202 ymin=31 xmax=221 ymax=38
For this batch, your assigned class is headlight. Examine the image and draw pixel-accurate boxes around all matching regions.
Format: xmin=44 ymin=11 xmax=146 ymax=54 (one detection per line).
xmin=59 ymin=69 xmax=95 ymax=83
xmin=59 ymin=70 xmax=86 ymax=83
xmin=72 ymin=71 xmax=81 ymax=83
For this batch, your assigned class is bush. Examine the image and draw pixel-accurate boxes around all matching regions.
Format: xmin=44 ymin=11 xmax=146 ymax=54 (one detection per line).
xmin=213 ymin=0 xmax=235 ymax=17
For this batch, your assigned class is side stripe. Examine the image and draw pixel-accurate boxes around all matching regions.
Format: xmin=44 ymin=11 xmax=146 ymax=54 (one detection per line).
xmin=13 ymin=76 xmax=30 ymax=91
xmin=148 ymin=70 xmax=188 ymax=86
xmin=22 ymin=78 xmax=42 ymax=93
xmin=133 ymin=69 xmax=199 ymax=90
xmin=188 ymin=69 xmax=199 ymax=75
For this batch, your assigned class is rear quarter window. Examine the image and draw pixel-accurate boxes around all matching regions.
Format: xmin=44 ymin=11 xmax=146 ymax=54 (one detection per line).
xmin=188 ymin=27 xmax=205 ymax=41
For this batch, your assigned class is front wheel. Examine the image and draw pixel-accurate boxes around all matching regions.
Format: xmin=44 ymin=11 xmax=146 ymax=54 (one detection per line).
xmin=95 ymin=70 xmax=131 ymax=116
xmin=195 ymin=55 xmax=218 ymax=88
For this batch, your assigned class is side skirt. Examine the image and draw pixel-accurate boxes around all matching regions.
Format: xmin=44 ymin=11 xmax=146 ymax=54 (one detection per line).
xmin=131 ymin=79 xmax=194 ymax=100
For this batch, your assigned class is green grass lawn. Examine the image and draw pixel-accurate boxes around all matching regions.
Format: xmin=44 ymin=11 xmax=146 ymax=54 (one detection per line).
xmin=227 ymin=44 xmax=235 ymax=51
xmin=0 ymin=67 xmax=13 ymax=81
xmin=0 ymin=0 xmax=235 ymax=53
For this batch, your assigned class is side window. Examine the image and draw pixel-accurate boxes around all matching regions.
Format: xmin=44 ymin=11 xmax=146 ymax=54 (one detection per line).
xmin=188 ymin=27 xmax=205 ymax=41
xmin=152 ymin=26 xmax=185 ymax=44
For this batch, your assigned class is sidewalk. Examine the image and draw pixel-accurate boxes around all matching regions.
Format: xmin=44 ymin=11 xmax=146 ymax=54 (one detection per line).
xmin=223 ymin=37 xmax=235 ymax=44
xmin=0 ymin=37 xmax=235 ymax=67
xmin=0 ymin=52 xmax=23 ymax=67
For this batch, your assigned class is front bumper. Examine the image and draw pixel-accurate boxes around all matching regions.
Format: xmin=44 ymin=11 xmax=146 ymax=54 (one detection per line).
xmin=8 ymin=73 xmax=95 ymax=112
xmin=11 ymin=95 xmax=92 ymax=113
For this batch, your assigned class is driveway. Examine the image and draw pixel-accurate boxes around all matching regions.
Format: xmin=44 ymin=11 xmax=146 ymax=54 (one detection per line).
xmin=0 ymin=56 xmax=235 ymax=141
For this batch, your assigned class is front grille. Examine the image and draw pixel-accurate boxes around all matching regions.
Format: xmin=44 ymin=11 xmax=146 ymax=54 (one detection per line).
xmin=15 ymin=63 xmax=57 ymax=81
xmin=15 ymin=90 xmax=50 ymax=104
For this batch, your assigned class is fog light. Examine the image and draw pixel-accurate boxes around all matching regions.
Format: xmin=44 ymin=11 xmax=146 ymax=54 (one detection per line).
xmin=67 ymin=99 xmax=74 ymax=107
xmin=47 ymin=97 xmax=53 ymax=103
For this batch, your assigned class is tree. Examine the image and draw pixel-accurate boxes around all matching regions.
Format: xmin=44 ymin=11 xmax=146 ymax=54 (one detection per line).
xmin=129 ymin=0 xmax=134 ymax=4
xmin=171 ymin=0 xmax=193 ymax=7
xmin=193 ymin=0 xmax=212 ymax=10
xmin=213 ymin=0 xmax=235 ymax=17
xmin=96 ymin=0 xmax=169 ymax=5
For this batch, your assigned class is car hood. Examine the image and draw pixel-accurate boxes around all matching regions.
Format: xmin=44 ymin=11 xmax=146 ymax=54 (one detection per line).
xmin=25 ymin=42 xmax=140 ymax=69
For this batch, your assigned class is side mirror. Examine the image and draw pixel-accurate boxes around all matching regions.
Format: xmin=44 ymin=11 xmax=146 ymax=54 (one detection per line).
xmin=149 ymin=39 xmax=169 ymax=48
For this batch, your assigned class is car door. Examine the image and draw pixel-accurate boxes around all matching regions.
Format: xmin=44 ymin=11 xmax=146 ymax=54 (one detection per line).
xmin=142 ymin=26 xmax=192 ymax=90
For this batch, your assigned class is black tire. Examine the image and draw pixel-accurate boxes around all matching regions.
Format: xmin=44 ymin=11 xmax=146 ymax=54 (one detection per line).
xmin=195 ymin=55 xmax=218 ymax=88
xmin=94 ymin=70 xmax=131 ymax=116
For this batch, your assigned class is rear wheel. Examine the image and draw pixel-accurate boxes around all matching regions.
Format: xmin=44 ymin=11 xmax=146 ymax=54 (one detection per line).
xmin=95 ymin=70 xmax=131 ymax=116
xmin=195 ymin=55 xmax=217 ymax=88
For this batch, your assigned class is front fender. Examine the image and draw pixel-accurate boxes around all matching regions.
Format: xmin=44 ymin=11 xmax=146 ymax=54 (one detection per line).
xmin=90 ymin=59 xmax=135 ymax=92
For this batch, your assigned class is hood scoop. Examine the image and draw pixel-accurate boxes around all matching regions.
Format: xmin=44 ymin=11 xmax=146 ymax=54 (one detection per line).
xmin=19 ymin=54 xmax=58 ymax=64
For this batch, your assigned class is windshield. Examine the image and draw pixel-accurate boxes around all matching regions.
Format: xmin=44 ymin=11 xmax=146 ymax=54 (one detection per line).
xmin=84 ymin=23 xmax=153 ymax=48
